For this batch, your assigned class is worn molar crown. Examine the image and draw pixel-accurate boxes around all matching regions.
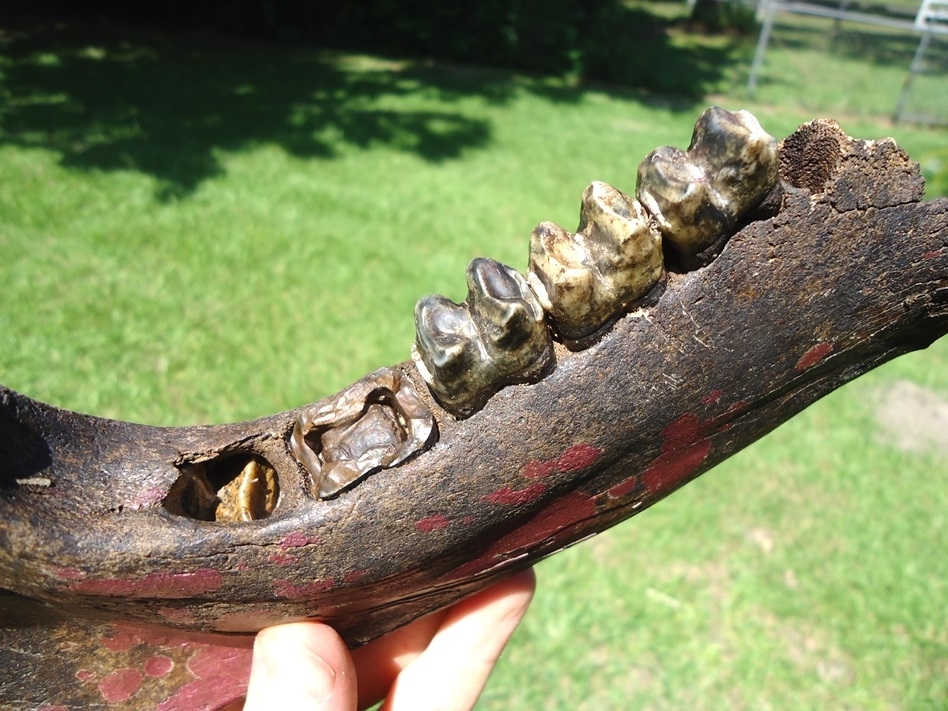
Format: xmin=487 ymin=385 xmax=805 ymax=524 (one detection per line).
xmin=413 ymin=257 xmax=554 ymax=418
xmin=527 ymin=181 xmax=663 ymax=342
xmin=290 ymin=367 xmax=436 ymax=498
xmin=636 ymin=106 xmax=778 ymax=262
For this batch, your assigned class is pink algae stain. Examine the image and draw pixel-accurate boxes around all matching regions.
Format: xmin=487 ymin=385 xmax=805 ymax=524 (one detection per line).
xmin=156 ymin=645 xmax=252 ymax=711
xmin=923 ymin=249 xmax=944 ymax=259
xmin=76 ymin=668 xmax=96 ymax=682
xmin=796 ymin=342 xmax=834 ymax=371
xmin=415 ymin=514 xmax=450 ymax=532
xmin=273 ymin=578 xmax=334 ymax=599
xmin=483 ymin=482 xmax=546 ymax=505
xmin=158 ymin=607 xmax=197 ymax=625
xmin=279 ymin=532 xmax=321 ymax=549
xmin=46 ymin=565 xmax=86 ymax=580
xmin=144 ymin=655 xmax=174 ymax=677
xmin=105 ymin=620 xmax=199 ymax=650
xmin=98 ymin=668 xmax=143 ymax=703
xmin=343 ymin=570 xmax=367 ymax=583
xmin=523 ymin=443 xmax=602 ymax=480
xmin=70 ymin=568 xmax=222 ymax=598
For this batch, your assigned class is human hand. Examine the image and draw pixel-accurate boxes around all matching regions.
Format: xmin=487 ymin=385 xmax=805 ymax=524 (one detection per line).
xmin=240 ymin=569 xmax=536 ymax=711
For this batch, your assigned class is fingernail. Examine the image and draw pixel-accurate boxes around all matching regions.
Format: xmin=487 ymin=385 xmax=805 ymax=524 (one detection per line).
xmin=299 ymin=643 xmax=337 ymax=703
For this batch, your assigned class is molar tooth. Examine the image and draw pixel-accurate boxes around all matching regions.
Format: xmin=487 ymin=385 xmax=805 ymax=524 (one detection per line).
xmin=413 ymin=295 xmax=482 ymax=380
xmin=468 ymin=257 xmax=547 ymax=362
xmin=636 ymin=107 xmax=777 ymax=261
xmin=528 ymin=182 xmax=663 ymax=342
xmin=577 ymin=181 xmax=663 ymax=305
xmin=413 ymin=258 xmax=554 ymax=418
xmin=291 ymin=368 xmax=436 ymax=498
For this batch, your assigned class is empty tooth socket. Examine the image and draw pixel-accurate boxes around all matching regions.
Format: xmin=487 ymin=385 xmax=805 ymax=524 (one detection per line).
xmin=636 ymin=106 xmax=778 ymax=261
xmin=413 ymin=258 xmax=554 ymax=418
xmin=528 ymin=182 xmax=662 ymax=342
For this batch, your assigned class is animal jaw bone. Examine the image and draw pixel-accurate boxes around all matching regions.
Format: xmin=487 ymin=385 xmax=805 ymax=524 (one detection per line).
xmin=1 ymin=111 xmax=945 ymax=711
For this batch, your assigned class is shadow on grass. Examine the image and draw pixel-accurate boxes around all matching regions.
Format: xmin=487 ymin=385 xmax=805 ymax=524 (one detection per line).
xmin=0 ymin=12 xmax=744 ymax=199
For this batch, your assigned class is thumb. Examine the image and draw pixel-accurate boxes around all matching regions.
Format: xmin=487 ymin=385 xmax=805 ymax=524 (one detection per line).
xmin=243 ymin=622 xmax=357 ymax=711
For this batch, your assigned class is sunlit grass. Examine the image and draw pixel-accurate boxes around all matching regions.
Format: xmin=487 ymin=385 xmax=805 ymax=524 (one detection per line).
xmin=1 ymin=11 xmax=946 ymax=709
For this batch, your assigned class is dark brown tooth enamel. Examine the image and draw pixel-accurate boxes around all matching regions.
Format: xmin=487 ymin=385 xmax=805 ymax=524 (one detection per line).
xmin=412 ymin=258 xmax=553 ymax=418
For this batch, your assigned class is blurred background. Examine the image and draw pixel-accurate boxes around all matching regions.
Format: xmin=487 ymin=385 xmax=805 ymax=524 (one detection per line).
xmin=1 ymin=1 xmax=945 ymax=707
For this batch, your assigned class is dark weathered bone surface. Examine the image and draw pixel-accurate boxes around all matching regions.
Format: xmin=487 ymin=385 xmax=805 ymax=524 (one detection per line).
xmin=1 ymin=114 xmax=946 ymax=711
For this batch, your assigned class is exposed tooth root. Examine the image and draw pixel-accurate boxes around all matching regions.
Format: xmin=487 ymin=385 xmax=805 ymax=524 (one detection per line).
xmin=291 ymin=368 xmax=436 ymax=498
xmin=636 ymin=106 xmax=778 ymax=263
xmin=528 ymin=181 xmax=663 ymax=342
xmin=413 ymin=257 xmax=554 ymax=418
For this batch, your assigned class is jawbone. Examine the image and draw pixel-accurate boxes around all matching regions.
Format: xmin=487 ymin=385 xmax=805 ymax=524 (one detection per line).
xmin=1 ymin=111 xmax=947 ymax=711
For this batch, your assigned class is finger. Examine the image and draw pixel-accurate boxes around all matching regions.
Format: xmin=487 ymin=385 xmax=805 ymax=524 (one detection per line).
xmin=378 ymin=568 xmax=536 ymax=711
xmin=351 ymin=608 xmax=449 ymax=706
xmin=243 ymin=621 xmax=358 ymax=711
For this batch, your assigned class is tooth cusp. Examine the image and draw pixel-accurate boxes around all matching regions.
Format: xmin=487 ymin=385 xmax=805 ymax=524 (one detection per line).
xmin=636 ymin=106 xmax=778 ymax=261
xmin=413 ymin=258 xmax=554 ymax=418
xmin=528 ymin=182 xmax=662 ymax=342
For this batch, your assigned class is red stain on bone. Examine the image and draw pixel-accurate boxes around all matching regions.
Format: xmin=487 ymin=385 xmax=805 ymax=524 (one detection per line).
xmin=796 ymin=342 xmax=834 ymax=371
xmin=99 ymin=627 xmax=142 ymax=653
xmin=642 ymin=439 xmax=713 ymax=496
xmin=702 ymin=389 xmax=722 ymax=405
xmin=609 ymin=411 xmax=722 ymax=499
xmin=98 ymin=668 xmax=143 ymax=703
xmin=156 ymin=645 xmax=252 ymax=711
xmin=144 ymin=655 xmax=174 ymax=677
xmin=415 ymin=514 xmax=450 ymax=532
xmin=273 ymin=578 xmax=334 ymax=599
xmin=268 ymin=551 xmax=296 ymax=566
xmin=523 ymin=443 xmax=602 ymax=479
xmin=448 ymin=491 xmax=597 ymax=579
xmin=483 ymin=482 xmax=546 ymax=505
xmin=76 ymin=668 xmax=96 ymax=682
xmin=69 ymin=568 xmax=222 ymax=598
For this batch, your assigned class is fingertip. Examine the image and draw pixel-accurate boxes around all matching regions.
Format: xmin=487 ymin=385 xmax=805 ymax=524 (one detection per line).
xmin=244 ymin=622 xmax=357 ymax=711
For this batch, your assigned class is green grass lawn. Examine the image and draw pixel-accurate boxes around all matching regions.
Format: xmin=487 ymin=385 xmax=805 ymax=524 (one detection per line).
xmin=1 ymin=9 xmax=946 ymax=710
